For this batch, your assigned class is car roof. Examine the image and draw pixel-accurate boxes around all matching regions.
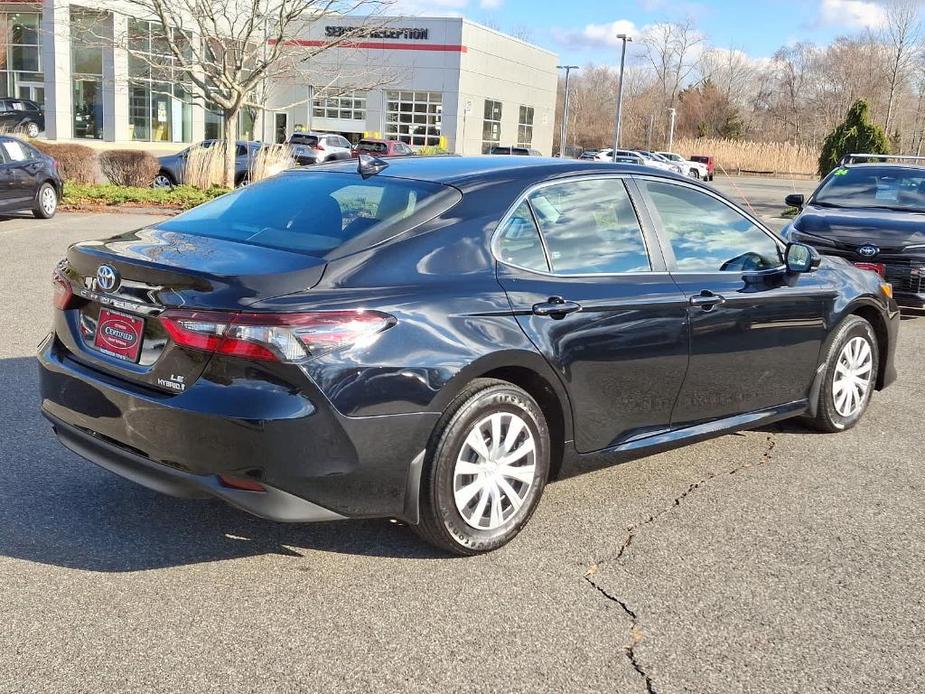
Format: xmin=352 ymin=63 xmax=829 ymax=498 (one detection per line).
xmin=297 ymin=155 xmax=685 ymax=190
xmin=842 ymin=162 xmax=925 ymax=171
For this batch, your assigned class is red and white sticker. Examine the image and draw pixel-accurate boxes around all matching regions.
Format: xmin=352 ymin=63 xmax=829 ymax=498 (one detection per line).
xmin=93 ymin=309 xmax=144 ymax=362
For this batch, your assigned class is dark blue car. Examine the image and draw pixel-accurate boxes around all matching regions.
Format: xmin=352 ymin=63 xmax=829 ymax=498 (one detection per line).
xmin=40 ymin=157 xmax=898 ymax=554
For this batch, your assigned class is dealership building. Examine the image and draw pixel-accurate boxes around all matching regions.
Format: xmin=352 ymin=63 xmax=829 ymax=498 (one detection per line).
xmin=7 ymin=2 xmax=559 ymax=154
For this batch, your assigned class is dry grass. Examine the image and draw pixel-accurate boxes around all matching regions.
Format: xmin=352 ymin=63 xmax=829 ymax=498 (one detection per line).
xmin=249 ymin=144 xmax=296 ymax=183
xmin=184 ymin=143 xmax=228 ymax=188
xmin=675 ymin=138 xmax=819 ymax=177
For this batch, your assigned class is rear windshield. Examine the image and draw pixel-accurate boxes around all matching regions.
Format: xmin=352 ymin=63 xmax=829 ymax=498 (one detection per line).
xmin=157 ymin=172 xmax=461 ymax=257
xmin=814 ymin=165 xmax=925 ymax=212
xmin=289 ymin=133 xmax=318 ymax=146
xmin=358 ymin=140 xmax=387 ymax=153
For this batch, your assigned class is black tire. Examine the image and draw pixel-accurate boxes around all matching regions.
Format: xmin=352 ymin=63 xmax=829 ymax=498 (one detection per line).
xmin=689 ymin=169 xmax=700 ymax=180
xmin=413 ymin=378 xmax=551 ymax=555
xmin=235 ymin=174 xmax=250 ymax=188
xmin=803 ymin=315 xmax=878 ymax=433
xmin=32 ymin=181 xmax=58 ymax=219
xmin=23 ymin=120 xmax=39 ymax=138
xmin=708 ymin=173 xmax=715 ymax=181
xmin=152 ymin=171 xmax=175 ymax=189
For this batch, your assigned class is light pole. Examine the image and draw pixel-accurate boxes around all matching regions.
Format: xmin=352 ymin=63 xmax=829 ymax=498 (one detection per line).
xmin=612 ymin=34 xmax=632 ymax=162
xmin=667 ymin=107 xmax=677 ymax=152
xmin=557 ymin=64 xmax=578 ymax=157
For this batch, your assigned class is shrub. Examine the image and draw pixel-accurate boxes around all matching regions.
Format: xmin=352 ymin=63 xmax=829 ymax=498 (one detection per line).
xmin=249 ymin=144 xmax=295 ymax=183
xmin=818 ymin=100 xmax=890 ymax=176
xmin=99 ymin=149 xmax=160 ymax=187
xmin=31 ymin=141 xmax=98 ymax=184
xmin=417 ymin=145 xmax=449 ymax=156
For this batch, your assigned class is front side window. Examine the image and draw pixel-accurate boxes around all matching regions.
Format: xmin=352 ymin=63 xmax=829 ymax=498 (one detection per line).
xmin=641 ymin=180 xmax=781 ymax=272
xmin=495 ymin=202 xmax=548 ymax=271
xmin=527 ymin=178 xmax=651 ymax=275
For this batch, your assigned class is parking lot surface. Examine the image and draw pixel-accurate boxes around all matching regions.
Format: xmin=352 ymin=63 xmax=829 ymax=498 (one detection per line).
xmin=1 ymin=208 xmax=922 ymax=693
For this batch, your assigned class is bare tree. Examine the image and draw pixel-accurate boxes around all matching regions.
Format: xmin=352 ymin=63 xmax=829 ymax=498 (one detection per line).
xmin=76 ymin=0 xmax=390 ymax=186
xmin=882 ymin=0 xmax=921 ymax=135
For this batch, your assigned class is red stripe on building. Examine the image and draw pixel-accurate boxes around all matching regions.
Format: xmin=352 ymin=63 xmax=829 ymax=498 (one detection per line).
xmin=281 ymin=39 xmax=467 ymax=52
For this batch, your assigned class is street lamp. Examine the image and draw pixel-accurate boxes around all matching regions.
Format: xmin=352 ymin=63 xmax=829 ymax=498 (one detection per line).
xmin=667 ymin=107 xmax=677 ymax=153
xmin=557 ymin=64 xmax=579 ymax=158
xmin=612 ymin=34 xmax=632 ymax=162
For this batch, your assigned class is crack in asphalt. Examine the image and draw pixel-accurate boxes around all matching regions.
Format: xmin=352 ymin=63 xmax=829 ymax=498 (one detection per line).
xmin=583 ymin=430 xmax=779 ymax=694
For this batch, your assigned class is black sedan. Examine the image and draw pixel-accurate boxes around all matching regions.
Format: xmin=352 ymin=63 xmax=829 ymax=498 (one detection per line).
xmin=0 ymin=135 xmax=61 ymax=218
xmin=39 ymin=157 xmax=898 ymax=555
xmin=153 ymin=140 xmax=262 ymax=188
xmin=782 ymin=162 xmax=925 ymax=307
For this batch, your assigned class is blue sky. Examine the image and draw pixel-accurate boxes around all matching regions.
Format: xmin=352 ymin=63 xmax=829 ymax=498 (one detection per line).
xmin=395 ymin=0 xmax=890 ymax=63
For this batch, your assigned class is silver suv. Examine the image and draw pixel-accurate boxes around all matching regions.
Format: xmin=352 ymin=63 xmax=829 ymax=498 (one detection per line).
xmin=288 ymin=132 xmax=354 ymax=165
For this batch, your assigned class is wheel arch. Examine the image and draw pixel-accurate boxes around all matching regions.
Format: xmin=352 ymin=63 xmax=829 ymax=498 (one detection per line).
xmin=431 ymin=350 xmax=574 ymax=481
xmin=846 ymin=300 xmax=890 ymax=389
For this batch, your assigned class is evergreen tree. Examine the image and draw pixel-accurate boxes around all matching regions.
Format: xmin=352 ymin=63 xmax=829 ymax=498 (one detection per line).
xmin=818 ymin=100 xmax=890 ymax=176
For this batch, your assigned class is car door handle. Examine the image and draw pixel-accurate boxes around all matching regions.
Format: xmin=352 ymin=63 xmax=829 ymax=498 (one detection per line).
xmin=532 ymin=297 xmax=582 ymax=317
xmin=689 ymin=291 xmax=726 ymax=310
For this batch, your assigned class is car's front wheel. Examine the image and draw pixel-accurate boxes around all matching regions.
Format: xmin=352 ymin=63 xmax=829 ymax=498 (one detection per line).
xmin=23 ymin=121 xmax=39 ymax=138
xmin=414 ymin=379 xmax=550 ymax=555
xmin=689 ymin=169 xmax=701 ymax=179
xmin=805 ymin=315 xmax=879 ymax=432
xmin=32 ymin=182 xmax=58 ymax=219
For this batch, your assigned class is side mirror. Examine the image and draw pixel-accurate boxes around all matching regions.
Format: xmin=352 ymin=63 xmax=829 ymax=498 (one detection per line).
xmin=785 ymin=242 xmax=820 ymax=273
xmin=785 ymin=193 xmax=805 ymax=208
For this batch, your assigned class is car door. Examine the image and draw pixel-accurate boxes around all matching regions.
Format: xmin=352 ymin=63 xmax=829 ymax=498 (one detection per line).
xmin=635 ymin=177 xmax=834 ymax=427
xmin=0 ymin=138 xmax=37 ymax=209
xmin=495 ymin=176 xmax=690 ymax=453
xmin=0 ymin=100 xmax=14 ymax=130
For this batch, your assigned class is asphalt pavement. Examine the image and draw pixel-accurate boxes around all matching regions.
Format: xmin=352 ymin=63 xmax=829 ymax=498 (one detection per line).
xmin=0 ymin=207 xmax=922 ymax=693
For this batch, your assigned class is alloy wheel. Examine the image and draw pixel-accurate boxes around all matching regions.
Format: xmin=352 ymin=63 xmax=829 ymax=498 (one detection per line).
xmin=453 ymin=411 xmax=536 ymax=530
xmin=832 ymin=336 xmax=873 ymax=417
xmin=152 ymin=174 xmax=173 ymax=188
xmin=25 ymin=122 xmax=39 ymax=138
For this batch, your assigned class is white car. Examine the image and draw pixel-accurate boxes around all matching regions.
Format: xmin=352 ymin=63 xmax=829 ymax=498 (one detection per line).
xmin=656 ymin=151 xmax=709 ymax=180
xmin=636 ymin=150 xmax=684 ymax=175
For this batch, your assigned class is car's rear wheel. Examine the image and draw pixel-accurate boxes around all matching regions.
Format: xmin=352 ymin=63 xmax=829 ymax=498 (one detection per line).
xmin=33 ymin=182 xmax=57 ymax=219
xmin=152 ymin=171 xmax=174 ymax=188
xmin=805 ymin=315 xmax=878 ymax=432
xmin=414 ymin=378 xmax=550 ymax=555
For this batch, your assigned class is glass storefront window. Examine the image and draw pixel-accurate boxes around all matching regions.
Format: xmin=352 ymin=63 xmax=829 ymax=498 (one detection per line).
xmin=312 ymin=90 xmax=366 ymax=120
xmin=517 ymin=105 xmax=534 ymax=147
xmin=71 ymin=10 xmax=106 ymax=138
xmin=482 ymin=99 xmax=502 ymax=154
xmin=73 ymin=79 xmax=103 ymax=139
xmin=127 ymin=19 xmax=192 ymax=142
xmin=385 ymin=91 xmax=442 ymax=147
xmin=0 ymin=12 xmax=44 ymax=104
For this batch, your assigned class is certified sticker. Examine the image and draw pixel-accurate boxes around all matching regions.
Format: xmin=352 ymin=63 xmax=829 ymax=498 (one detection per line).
xmin=93 ymin=309 xmax=144 ymax=362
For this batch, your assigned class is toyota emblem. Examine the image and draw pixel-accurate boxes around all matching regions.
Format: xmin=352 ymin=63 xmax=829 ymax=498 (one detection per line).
xmin=857 ymin=244 xmax=880 ymax=258
xmin=96 ymin=264 xmax=120 ymax=292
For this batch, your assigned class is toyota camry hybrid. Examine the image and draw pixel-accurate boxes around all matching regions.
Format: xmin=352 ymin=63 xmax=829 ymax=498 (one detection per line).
xmin=39 ymin=156 xmax=899 ymax=555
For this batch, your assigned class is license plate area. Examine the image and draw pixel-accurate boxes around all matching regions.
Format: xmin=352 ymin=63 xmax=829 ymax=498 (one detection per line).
xmin=93 ymin=309 xmax=145 ymax=363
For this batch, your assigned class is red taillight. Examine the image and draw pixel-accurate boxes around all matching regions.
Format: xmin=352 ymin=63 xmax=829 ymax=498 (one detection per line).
xmin=52 ymin=270 xmax=75 ymax=310
xmin=218 ymin=474 xmax=266 ymax=492
xmin=160 ymin=309 xmax=394 ymax=362
xmin=854 ymin=262 xmax=886 ymax=278
xmin=314 ymin=143 xmax=325 ymax=151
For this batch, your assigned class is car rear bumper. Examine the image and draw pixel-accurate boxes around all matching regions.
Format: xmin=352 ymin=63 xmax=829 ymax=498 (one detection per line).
xmin=44 ymin=411 xmax=347 ymax=522
xmin=38 ymin=334 xmax=437 ymax=522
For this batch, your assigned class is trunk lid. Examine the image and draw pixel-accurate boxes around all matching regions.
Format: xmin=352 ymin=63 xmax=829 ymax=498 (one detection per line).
xmin=57 ymin=227 xmax=326 ymax=392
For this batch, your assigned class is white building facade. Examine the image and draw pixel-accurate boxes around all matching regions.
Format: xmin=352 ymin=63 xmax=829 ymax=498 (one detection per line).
xmin=6 ymin=3 xmax=558 ymax=154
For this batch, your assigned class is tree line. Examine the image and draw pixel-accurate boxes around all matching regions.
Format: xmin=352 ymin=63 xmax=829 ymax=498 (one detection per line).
xmin=554 ymin=1 xmax=925 ymax=159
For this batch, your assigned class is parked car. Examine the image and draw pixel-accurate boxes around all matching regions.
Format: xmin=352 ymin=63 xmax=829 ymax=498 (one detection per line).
xmin=0 ymin=99 xmax=44 ymax=138
xmin=287 ymin=132 xmax=354 ymax=165
xmin=0 ymin=135 xmax=61 ymax=218
xmin=578 ymin=150 xmax=600 ymax=160
xmin=41 ymin=157 xmax=898 ymax=555
xmin=690 ymin=154 xmax=715 ymax=181
xmin=154 ymin=140 xmax=262 ymax=188
xmin=352 ymin=138 xmax=416 ymax=158
xmin=781 ymin=158 xmax=925 ymax=307
xmin=488 ymin=146 xmax=542 ymax=156
xmin=656 ymin=151 xmax=709 ymax=180
xmin=636 ymin=150 xmax=684 ymax=174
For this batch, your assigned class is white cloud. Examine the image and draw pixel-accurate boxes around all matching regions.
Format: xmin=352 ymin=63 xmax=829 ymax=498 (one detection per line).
xmin=551 ymin=19 xmax=641 ymax=49
xmin=818 ymin=0 xmax=888 ymax=29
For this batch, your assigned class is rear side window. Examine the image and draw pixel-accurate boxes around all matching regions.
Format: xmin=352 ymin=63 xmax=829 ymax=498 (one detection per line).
xmin=359 ymin=140 xmax=387 ymax=153
xmin=640 ymin=180 xmax=781 ymax=272
xmin=527 ymin=178 xmax=651 ymax=275
xmin=496 ymin=202 xmax=548 ymax=271
xmin=157 ymin=172 xmax=460 ymax=257
xmin=290 ymin=133 xmax=318 ymax=146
